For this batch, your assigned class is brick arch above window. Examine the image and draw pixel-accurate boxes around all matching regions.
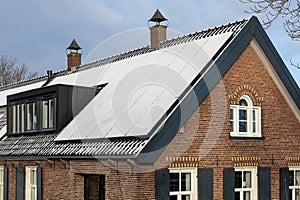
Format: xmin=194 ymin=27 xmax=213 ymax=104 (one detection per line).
xmin=227 ymin=85 xmax=264 ymax=106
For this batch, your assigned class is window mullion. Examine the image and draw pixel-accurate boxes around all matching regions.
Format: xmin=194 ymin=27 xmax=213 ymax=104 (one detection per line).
xmin=247 ymin=107 xmax=251 ymax=134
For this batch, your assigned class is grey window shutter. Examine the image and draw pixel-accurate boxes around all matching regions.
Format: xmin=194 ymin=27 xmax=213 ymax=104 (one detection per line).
xmin=155 ymin=168 xmax=170 ymax=200
xmin=258 ymin=167 xmax=271 ymax=200
xmin=37 ymin=167 xmax=42 ymax=200
xmin=16 ymin=167 xmax=25 ymax=200
xmin=3 ymin=167 xmax=8 ymax=200
xmin=224 ymin=168 xmax=235 ymax=200
xmin=280 ymin=167 xmax=289 ymax=200
xmin=198 ymin=168 xmax=213 ymax=200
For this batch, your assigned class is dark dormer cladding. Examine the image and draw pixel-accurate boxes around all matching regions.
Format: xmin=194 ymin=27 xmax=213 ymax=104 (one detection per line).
xmin=6 ymin=84 xmax=98 ymax=135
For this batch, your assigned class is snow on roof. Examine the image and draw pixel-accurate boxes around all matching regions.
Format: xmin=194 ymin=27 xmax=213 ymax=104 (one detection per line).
xmin=0 ymin=80 xmax=46 ymax=106
xmin=55 ymin=32 xmax=233 ymax=141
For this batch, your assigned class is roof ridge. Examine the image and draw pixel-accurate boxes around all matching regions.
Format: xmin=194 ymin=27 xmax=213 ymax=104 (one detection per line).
xmin=159 ymin=17 xmax=249 ymax=49
xmin=64 ymin=18 xmax=250 ymax=75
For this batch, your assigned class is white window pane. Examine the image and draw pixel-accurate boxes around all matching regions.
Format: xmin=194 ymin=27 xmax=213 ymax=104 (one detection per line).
xmin=33 ymin=103 xmax=37 ymax=130
xmin=244 ymin=171 xmax=252 ymax=188
xmin=49 ymin=99 xmax=55 ymax=128
xmin=42 ymin=100 xmax=48 ymax=129
xmin=239 ymin=122 xmax=247 ymax=132
xmin=27 ymin=103 xmax=33 ymax=130
xmin=170 ymin=173 xmax=180 ymax=192
xmin=239 ymin=109 xmax=247 ymax=120
xmin=17 ymin=104 xmax=21 ymax=132
xmin=244 ymin=191 xmax=251 ymax=200
xmin=12 ymin=105 xmax=16 ymax=133
xmin=239 ymin=99 xmax=248 ymax=106
xmin=296 ymin=170 xmax=300 ymax=186
xmin=230 ymin=108 xmax=234 ymax=132
xmin=0 ymin=187 xmax=3 ymax=200
xmin=296 ymin=189 xmax=300 ymax=200
xmin=181 ymin=173 xmax=191 ymax=191
xmin=182 ymin=195 xmax=191 ymax=200
xmin=31 ymin=187 xmax=36 ymax=200
xmin=20 ymin=104 xmax=25 ymax=132
xmin=0 ymin=168 xmax=3 ymax=184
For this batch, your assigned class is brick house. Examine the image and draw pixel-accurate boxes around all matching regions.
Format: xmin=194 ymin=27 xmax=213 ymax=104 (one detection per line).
xmin=0 ymin=10 xmax=299 ymax=200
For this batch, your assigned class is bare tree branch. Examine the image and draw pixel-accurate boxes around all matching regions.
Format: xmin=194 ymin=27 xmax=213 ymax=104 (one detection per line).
xmin=0 ymin=55 xmax=38 ymax=86
xmin=240 ymin=0 xmax=300 ymax=69
xmin=240 ymin=0 xmax=298 ymax=33
xmin=290 ymin=59 xmax=300 ymax=69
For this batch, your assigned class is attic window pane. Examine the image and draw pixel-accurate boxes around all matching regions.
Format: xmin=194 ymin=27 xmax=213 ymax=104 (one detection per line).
xmin=239 ymin=99 xmax=248 ymax=106
xmin=42 ymin=100 xmax=49 ymax=129
xmin=27 ymin=103 xmax=33 ymax=130
xmin=12 ymin=105 xmax=16 ymax=133
xmin=33 ymin=102 xmax=37 ymax=130
xmin=49 ymin=99 xmax=54 ymax=128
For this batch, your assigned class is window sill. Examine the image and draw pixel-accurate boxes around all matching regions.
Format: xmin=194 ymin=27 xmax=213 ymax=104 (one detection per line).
xmin=230 ymin=133 xmax=264 ymax=140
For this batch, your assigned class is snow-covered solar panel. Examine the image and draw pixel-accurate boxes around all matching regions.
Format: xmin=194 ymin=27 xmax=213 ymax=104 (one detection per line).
xmin=0 ymin=81 xmax=46 ymax=106
xmin=55 ymin=32 xmax=233 ymax=141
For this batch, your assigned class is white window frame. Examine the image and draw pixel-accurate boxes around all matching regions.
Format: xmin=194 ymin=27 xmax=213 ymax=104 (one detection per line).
xmin=234 ymin=167 xmax=258 ymax=200
xmin=25 ymin=166 xmax=37 ymax=200
xmin=289 ymin=167 xmax=300 ymax=200
xmin=230 ymin=95 xmax=261 ymax=137
xmin=0 ymin=166 xmax=3 ymax=200
xmin=169 ymin=168 xmax=197 ymax=200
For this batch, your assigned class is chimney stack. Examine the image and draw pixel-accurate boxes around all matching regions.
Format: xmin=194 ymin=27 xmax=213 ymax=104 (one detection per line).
xmin=66 ymin=39 xmax=82 ymax=71
xmin=148 ymin=9 xmax=168 ymax=49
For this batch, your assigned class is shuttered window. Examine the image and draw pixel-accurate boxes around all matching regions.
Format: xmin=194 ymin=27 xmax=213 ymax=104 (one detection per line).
xmin=280 ymin=168 xmax=289 ymax=200
xmin=224 ymin=168 xmax=235 ymax=200
xmin=258 ymin=167 xmax=271 ymax=200
xmin=169 ymin=168 xmax=197 ymax=200
xmin=16 ymin=167 xmax=42 ymax=200
xmin=155 ymin=169 xmax=170 ymax=200
xmin=156 ymin=168 xmax=206 ymax=200
xmin=224 ymin=167 xmax=261 ymax=200
xmin=198 ymin=168 xmax=213 ymax=200
xmin=16 ymin=167 xmax=25 ymax=200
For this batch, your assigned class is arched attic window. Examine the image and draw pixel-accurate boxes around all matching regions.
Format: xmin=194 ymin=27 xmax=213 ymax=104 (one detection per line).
xmin=230 ymin=95 xmax=261 ymax=137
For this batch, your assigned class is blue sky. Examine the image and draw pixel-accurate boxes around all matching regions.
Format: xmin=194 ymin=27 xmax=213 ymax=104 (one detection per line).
xmin=0 ymin=0 xmax=299 ymax=86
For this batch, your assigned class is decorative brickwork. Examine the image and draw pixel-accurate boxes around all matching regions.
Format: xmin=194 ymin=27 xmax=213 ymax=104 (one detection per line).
xmin=231 ymin=157 xmax=260 ymax=167
xmin=286 ymin=157 xmax=300 ymax=166
xmin=228 ymin=85 xmax=264 ymax=106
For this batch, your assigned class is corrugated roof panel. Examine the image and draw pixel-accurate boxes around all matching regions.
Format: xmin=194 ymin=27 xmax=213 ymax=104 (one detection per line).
xmin=55 ymin=32 xmax=233 ymax=141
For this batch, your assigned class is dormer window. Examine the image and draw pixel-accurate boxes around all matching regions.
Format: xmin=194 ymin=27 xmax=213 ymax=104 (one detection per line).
xmin=230 ymin=95 xmax=261 ymax=138
xmin=7 ymin=84 xmax=98 ymax=135
xmin=11 ymin=96 xmax=56 ymax=134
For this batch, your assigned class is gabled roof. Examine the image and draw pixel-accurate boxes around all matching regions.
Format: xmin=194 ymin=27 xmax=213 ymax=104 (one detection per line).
xmin=0 ymin=16 xmax=299 ymax=162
